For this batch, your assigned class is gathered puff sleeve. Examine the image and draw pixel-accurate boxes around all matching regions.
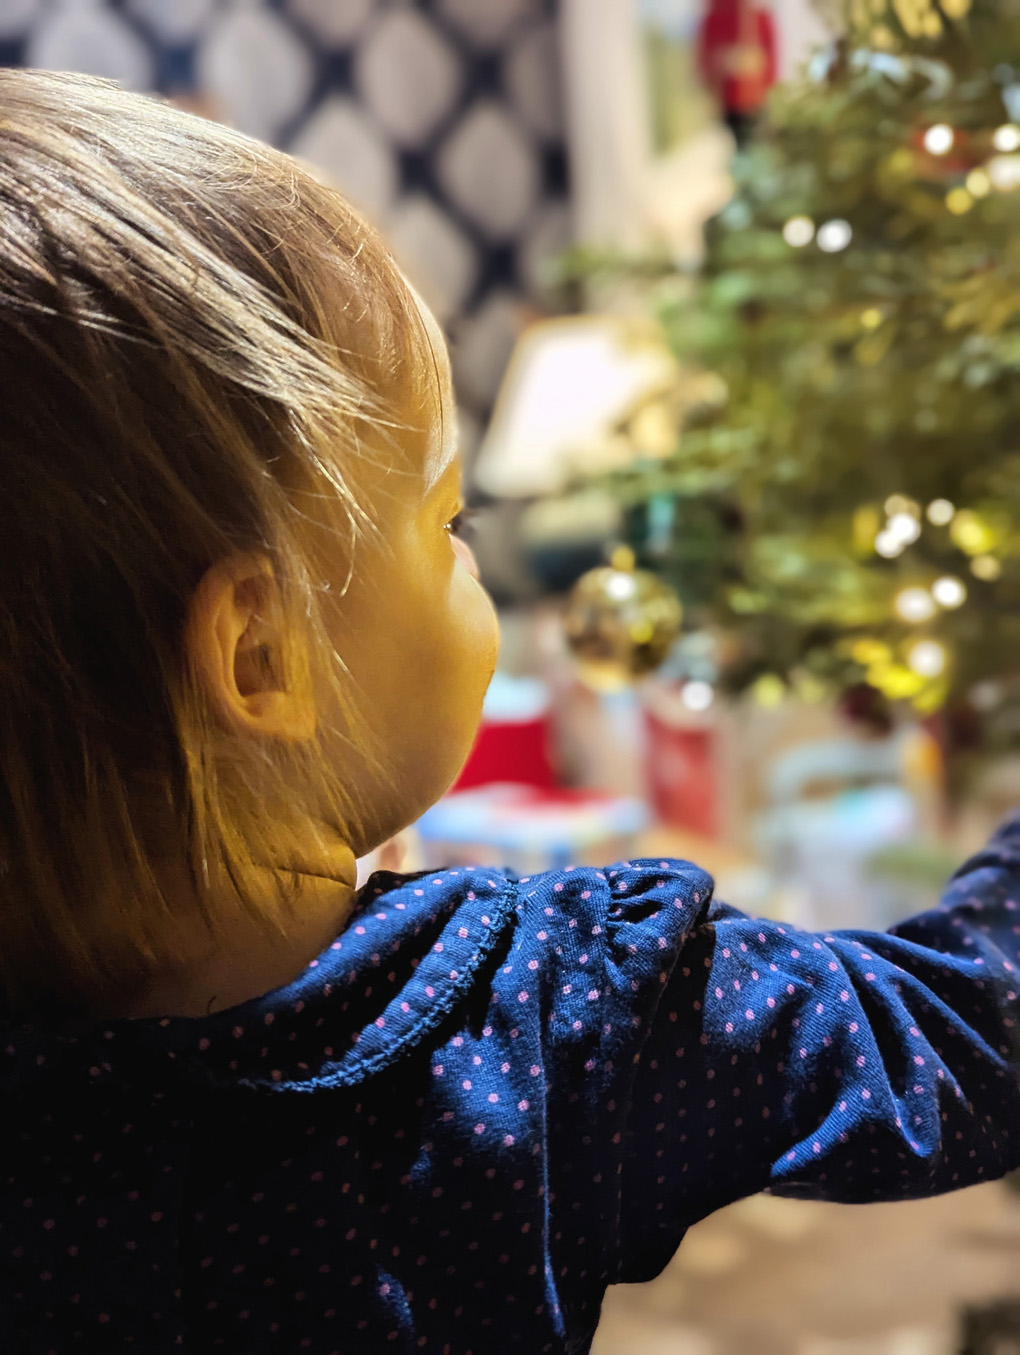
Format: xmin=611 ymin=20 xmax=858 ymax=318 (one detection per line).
xmin=535 ymin=826 xmax=1020 ymax=1286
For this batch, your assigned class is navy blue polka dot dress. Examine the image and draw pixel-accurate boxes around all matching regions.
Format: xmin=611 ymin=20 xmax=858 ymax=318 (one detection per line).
xmin=4 ymin=822 xmax=1020 ymax=1353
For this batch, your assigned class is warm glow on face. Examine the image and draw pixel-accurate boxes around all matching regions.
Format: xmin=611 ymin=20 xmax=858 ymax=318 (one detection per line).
xmin=307 ymin=299 xmax=500 ymax=852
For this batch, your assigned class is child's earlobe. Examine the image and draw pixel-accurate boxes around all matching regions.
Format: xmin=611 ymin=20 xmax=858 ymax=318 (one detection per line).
xmin=185 ymin=554 xmax=316 ymax=742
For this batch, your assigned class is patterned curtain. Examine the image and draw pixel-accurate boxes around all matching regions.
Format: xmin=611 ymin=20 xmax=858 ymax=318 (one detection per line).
xmin=0 ymin=0 xmax=572 ymax=430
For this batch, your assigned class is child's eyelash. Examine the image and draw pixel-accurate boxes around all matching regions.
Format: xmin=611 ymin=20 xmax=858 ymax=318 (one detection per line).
xmin=446 ymin=507 xmax=480 ymax=538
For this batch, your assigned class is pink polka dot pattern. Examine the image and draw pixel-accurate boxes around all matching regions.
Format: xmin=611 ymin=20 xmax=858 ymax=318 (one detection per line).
xmin=2 ymin=829 xmax=1020 ymax=1350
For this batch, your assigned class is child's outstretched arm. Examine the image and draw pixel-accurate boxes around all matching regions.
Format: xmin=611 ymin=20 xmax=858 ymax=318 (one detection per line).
xmin=587 ymin=820 xmax=1020 ymax=1282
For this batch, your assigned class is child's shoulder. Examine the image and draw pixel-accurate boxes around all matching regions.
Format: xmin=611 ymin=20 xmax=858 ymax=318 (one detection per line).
xmin=367 ymin=855 xmax=715 ymax=929
xmin=358 ymin=858 xmax=718 ymax=1053
xmin=336 ymin=856 xmax=719 ymax=1090
xmin=366 ymin=855 xmax=716 ymax=965
xmin=506 ymin=857 xmax=715 ymax=954
xmin=0 ymin=859 xmax=718 ymax=1102
xmin=184 ymin=859 xmax=715 ymax=1084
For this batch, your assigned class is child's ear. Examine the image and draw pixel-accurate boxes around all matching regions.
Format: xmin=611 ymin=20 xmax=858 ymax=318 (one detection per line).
xmin=184 ymin=553 xmax=315 ymax=741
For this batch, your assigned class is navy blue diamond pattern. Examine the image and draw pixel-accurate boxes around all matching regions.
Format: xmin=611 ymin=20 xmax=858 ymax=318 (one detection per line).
xmin=2 ymin=0 xmax=571 ymax=417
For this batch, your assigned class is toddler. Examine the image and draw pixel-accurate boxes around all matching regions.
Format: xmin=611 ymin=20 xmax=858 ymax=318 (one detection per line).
xmin=0 ymin=69 xmax=1019 ymax=1355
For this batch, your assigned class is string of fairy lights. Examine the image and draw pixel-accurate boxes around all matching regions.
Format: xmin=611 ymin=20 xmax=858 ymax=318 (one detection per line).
xmin=840 ymin=488 xmax=1010 ymax=703
xmin=782 ymin=118 xmax=1020 ymax=256
xmin=766 ymin=106 xmax=1020 ymax=708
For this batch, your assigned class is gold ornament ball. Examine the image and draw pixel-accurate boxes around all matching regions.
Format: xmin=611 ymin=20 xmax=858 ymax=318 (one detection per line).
xmin=563 ymin=559 xmax=683 ymax=692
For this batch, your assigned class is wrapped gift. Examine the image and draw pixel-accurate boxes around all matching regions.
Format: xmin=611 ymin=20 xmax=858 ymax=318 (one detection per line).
xmin=453 ymin=672 xmax=555 ymax=792
xmin=415 ymin=784 xmax=648 ymax=875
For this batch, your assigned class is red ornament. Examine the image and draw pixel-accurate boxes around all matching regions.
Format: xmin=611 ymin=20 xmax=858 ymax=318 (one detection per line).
xmin=911 ymin=125 xmax=980 ymax=175
xmin=839 ymin=682 xmax=894 ymax=735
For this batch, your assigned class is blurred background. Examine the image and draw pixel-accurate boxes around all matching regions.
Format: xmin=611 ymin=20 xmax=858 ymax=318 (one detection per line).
xmin=5 ymin=0 xmax=1020 ymax=1350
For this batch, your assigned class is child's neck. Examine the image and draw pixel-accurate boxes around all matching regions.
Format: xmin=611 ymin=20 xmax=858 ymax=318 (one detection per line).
xmin=110 ymin=853 xmax=360 ymax=1020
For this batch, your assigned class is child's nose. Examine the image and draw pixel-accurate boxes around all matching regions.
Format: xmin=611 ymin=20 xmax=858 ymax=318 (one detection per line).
xmin=450 ymin=534 xmax=480 ymax=581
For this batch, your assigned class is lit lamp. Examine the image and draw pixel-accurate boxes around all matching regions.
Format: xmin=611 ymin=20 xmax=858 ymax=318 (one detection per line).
xmin=473 ymin=316 xmax=678 ymax=499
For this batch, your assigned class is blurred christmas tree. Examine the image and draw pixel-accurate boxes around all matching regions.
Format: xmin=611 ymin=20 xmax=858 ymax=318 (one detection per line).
xmin=609 ymin=0 xmax=1020 ymax=756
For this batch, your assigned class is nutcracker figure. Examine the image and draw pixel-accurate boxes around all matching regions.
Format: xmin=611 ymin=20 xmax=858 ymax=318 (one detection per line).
xmin=697 ymin=0 xmax=777 ymax=146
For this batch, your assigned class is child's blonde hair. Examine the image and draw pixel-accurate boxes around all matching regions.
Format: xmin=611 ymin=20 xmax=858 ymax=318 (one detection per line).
xmin=0 ymin=69 xmax=431 ymax=1014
